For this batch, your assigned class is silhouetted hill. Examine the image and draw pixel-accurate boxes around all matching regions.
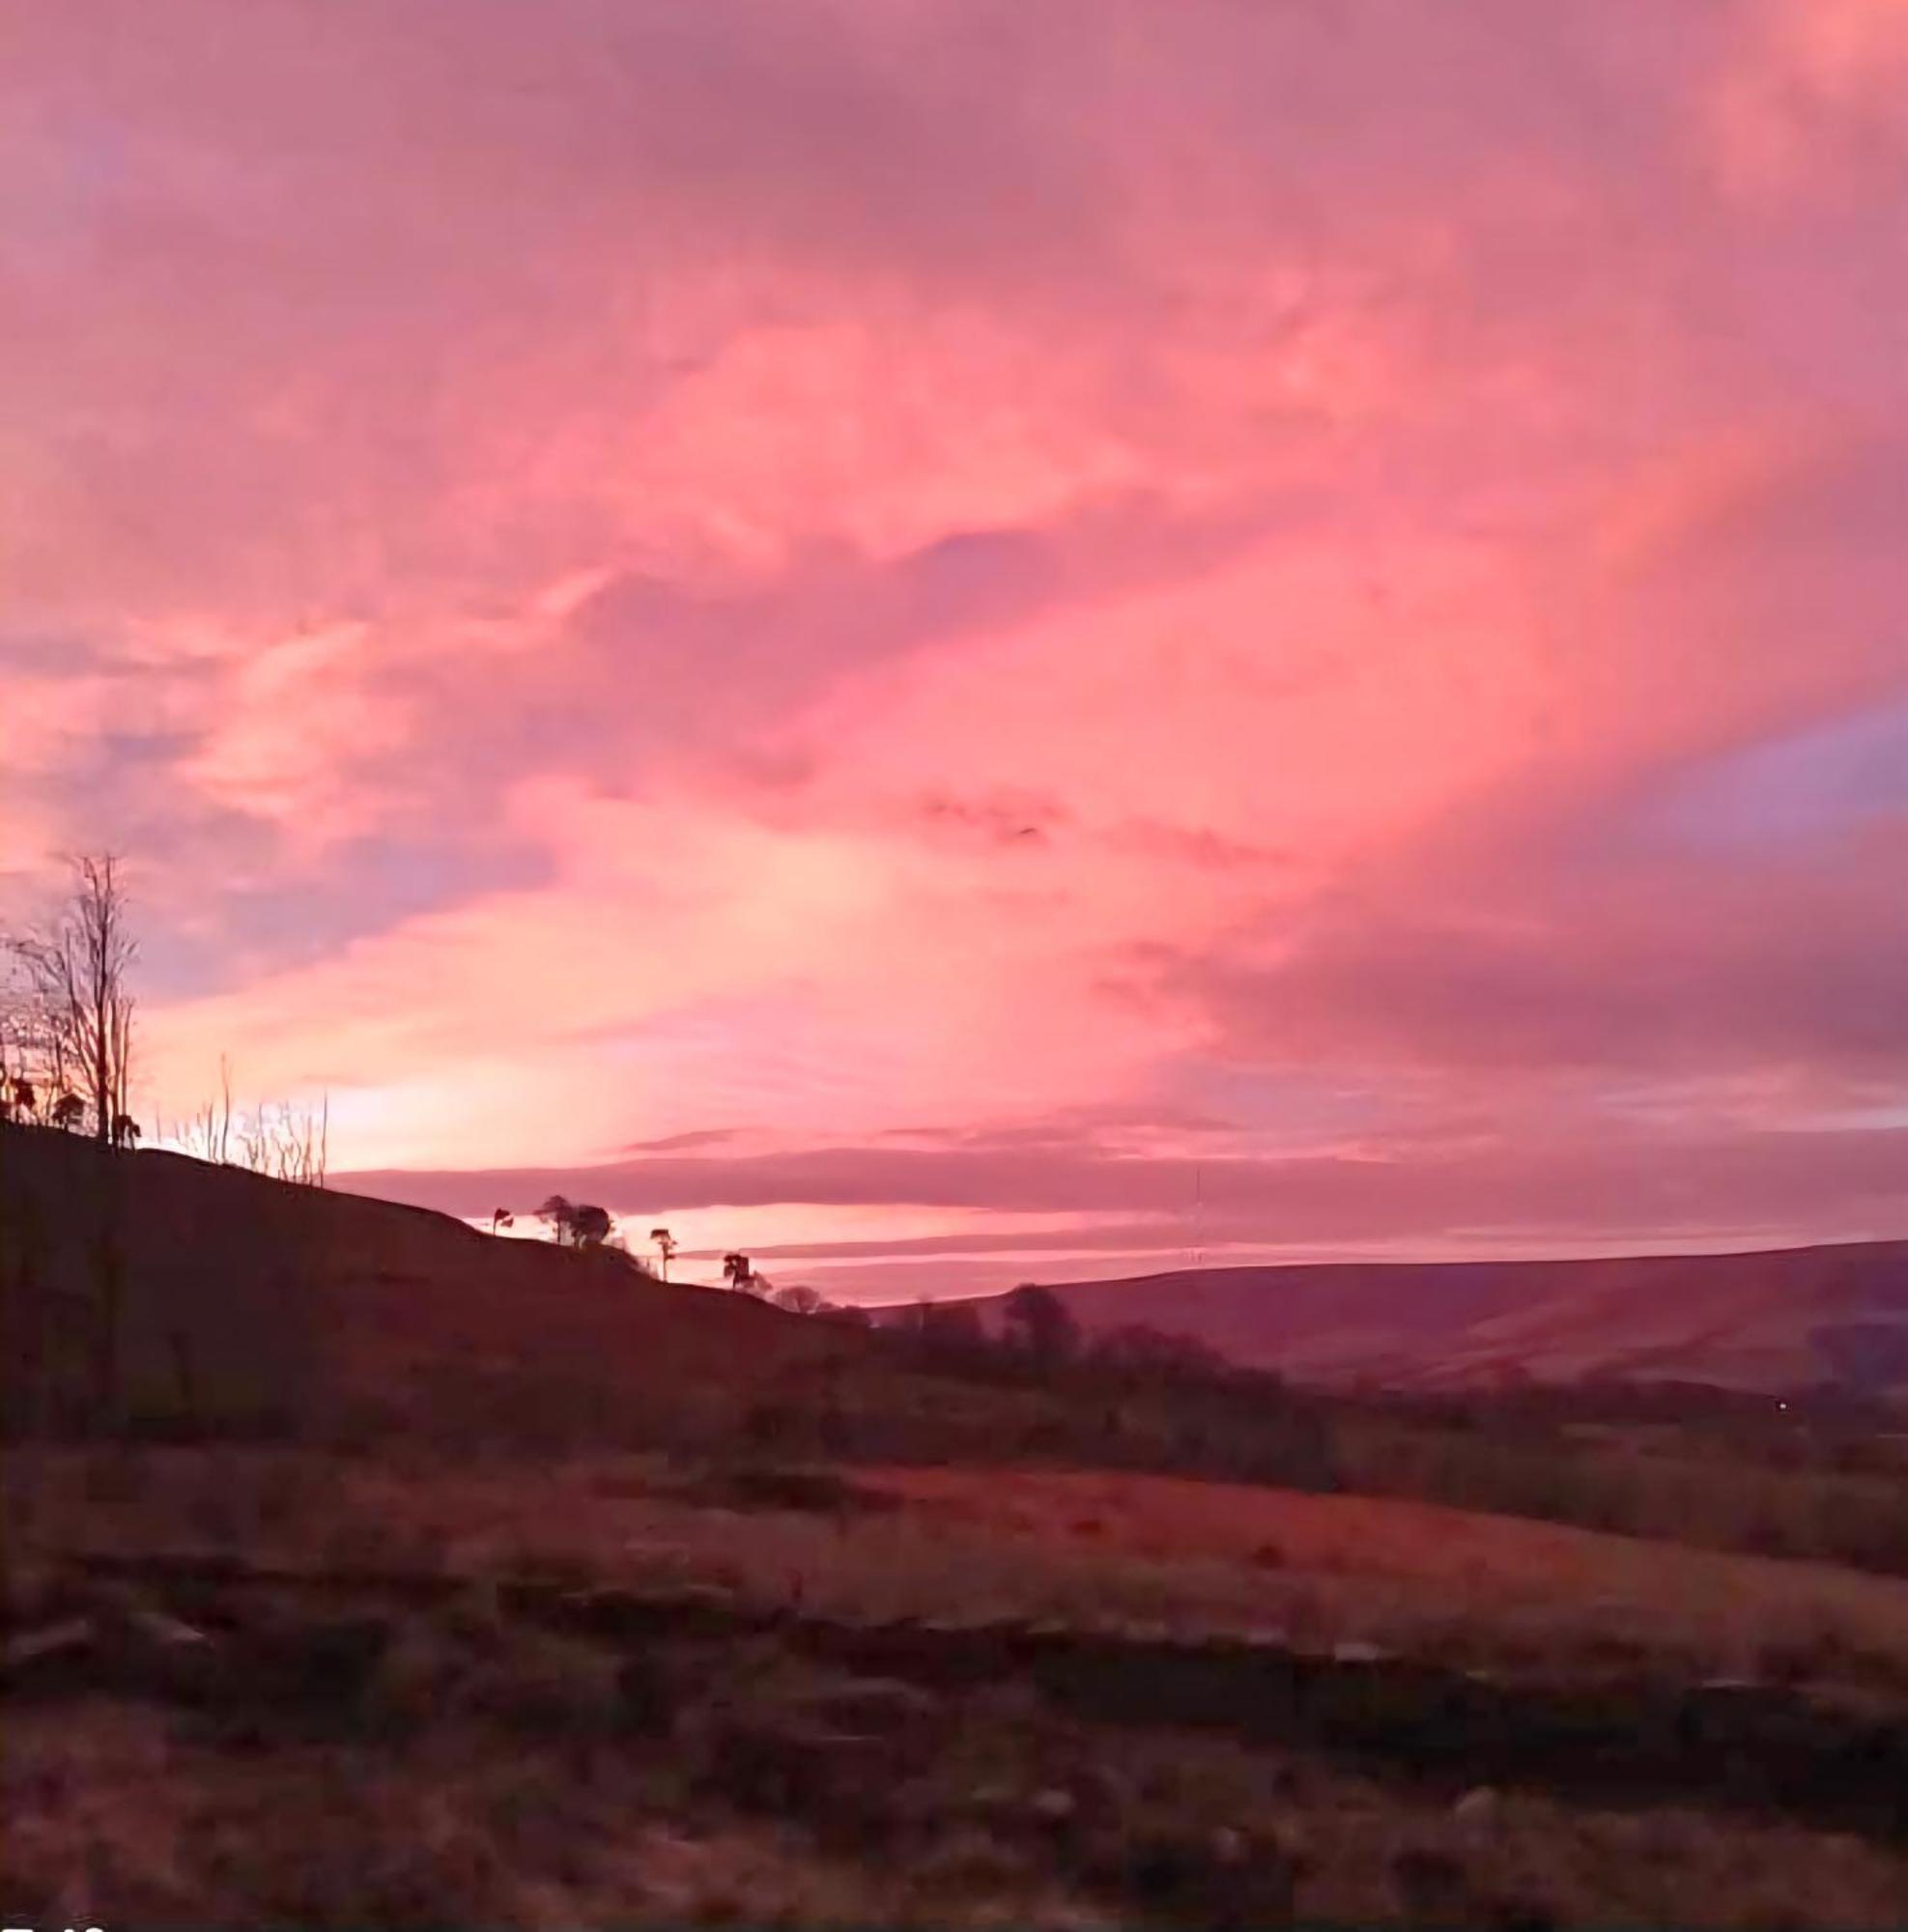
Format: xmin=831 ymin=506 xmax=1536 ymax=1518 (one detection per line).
xmin=0 ymin=1122 xmax=871 ymax=1442
xmin=971 ymin=1242 xmax=1908 ymax=1397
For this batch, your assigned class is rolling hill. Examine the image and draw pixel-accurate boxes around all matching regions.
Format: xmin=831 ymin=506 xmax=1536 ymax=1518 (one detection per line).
xmin=0 ymin=1121 xmax=872 ymax=1442
xmin=12 ymin=1120 xmax=1907 ymax=1428
xmin=976 ymin=1242 xmax=1908 ymax=1397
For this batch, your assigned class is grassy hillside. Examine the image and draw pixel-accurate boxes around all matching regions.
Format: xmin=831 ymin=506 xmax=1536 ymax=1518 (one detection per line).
xmin=0 ymin=1122 xmax=900 ymax=1446
xmin=981 ymin=1243 xmax=1908 ymax=1396
xmin=0 ymin=1123 xmax=1317 ymax=1475
xmin=10 ymin=1121 xmax=1908 ymax=1577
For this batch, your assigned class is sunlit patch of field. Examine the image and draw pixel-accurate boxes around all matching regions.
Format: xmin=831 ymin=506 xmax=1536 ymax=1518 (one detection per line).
xmin=13 ymin=1446 xmax=1908 ymax=1702
xmin=869 ymin=1465 xmax=1908 ymax=1657
xmin=855 ymin=1463 xmax=1908 ymax=1696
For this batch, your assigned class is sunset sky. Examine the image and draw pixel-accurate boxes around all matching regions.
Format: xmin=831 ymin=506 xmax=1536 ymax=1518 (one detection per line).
xmin=4 ymin=1 xmax=1905 ymax=1299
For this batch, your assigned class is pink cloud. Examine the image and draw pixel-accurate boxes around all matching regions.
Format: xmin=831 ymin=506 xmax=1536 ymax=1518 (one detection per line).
xmin=4 ymin=1 xmax=1904 ymax=1293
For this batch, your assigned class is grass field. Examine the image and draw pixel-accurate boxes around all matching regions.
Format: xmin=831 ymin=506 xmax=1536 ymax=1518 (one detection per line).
xmin=9 ymin=1136 xmax=1908 ymax=1926
xmin=9 ymin=1443 xmax=1908 ymax=1928
xmin=16 ymin=1445 xmax=1908 ymax=1697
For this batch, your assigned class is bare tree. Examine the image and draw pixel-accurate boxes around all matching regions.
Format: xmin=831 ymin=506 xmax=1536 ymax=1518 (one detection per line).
xmin=282 ymin=1097 xmax=327 ymax=1184
xmin=10 ymin=855 xmax=137 ymax=1144
xmin=162 ymin=1075 xmax=328 ymax=1185
xmin=216 ymin=1054 xmax=233 ymax=1165
xmin=235 ymin=1105 xmax=268 ymax=1176
xmin=2 ymin=856 xmax=140 ymax=1421
xmin=257 ymin=1094 xmax=327 ymax=1185
xmin=0 ymin=952 xmax=43 ymax=1120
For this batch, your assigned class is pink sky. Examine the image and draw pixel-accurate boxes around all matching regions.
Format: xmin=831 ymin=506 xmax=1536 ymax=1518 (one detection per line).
xmin=4 ymin=0 xmax=1905 ymax=1298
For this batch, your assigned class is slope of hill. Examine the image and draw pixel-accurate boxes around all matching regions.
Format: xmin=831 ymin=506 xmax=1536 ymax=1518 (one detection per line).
xmin=12 ymin=1120 xmax=1906 ymax=1434
xmin=980 ymin=1241 xmax=1908 ymax=1396
xmin=0 ymin=1122 xmax=869 ymax=1442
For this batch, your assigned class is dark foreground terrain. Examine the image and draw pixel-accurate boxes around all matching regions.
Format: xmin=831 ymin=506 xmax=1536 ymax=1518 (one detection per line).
xmin=9 ymin=1448 xmax=1908 ymax=1929
xmin=7 ymin=1124 xmax=1908 ymax=1926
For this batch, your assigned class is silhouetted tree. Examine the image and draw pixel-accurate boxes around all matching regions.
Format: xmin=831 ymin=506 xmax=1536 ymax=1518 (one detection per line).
xmin=0 ymin=992 xmax=27 ymax=1120
xmin=722 ymin=1249 xmax=775 ymax=1294
xmin=770 ymin=1283 xmax=829 ymax=1315
xmin=890 ymin=1294 xmax=994 ymax=1371
xmin=4 ymin=859 xmax=142 ymax=1423
xmin=919 ymin=1296 xmax=987 ymax=1355
xmin=1092 ymin=1322 xmax=1228 ymax=1381
xmin=538 ymin=1194 xmax=577 ymax=1244
xmin=2 ymin=945 xmax=48 ymax=1116
xmin=11 ymin=854 xmax=137 ymax=1143
xmin=570 ymin=1203 xmax=613 ymax=1248
xmin=534 ymin=1196 xmax=612 ymax=1248
xmin=1001 ymin=1282 xmax=1080 ymax=1373
xmin=650 ymin=1226 xmax=677 ymax=1279
xmin=110 ymin=1112 xmax=141 ymax=1148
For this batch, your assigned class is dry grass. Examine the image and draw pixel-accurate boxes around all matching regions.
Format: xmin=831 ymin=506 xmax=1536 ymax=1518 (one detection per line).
xmin=11 ymin=1445 xmax=1908 ymax=1927
xmin=867 ymin=1464 xmax=1908 ymax=1691
xmin=1334 ymin=1406 xmax=1908 ymax=1575
xmin=14 ymin=1445 xmax=1908 ymax=1703
xmin=7 ymin=1659 xmax=1908 ymax=1931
